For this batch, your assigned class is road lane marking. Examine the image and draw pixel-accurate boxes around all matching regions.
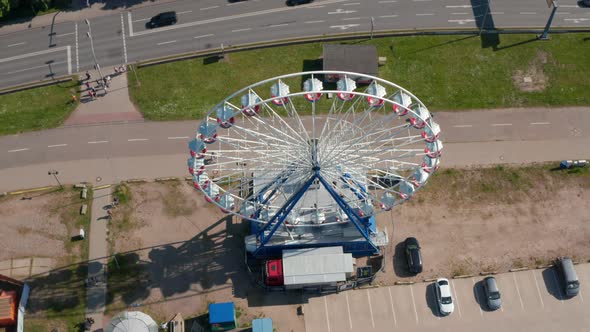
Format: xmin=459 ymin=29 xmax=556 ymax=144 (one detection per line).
xmin=564 ymin=18 xmax=590 ymax=23
xmin=330 ymin=24 xmax=360 ymax=30
xmin=268 ymin=23 xmax=289 ymax=27
xmin=379 ymin=15 xmax=398 ymax=18
xmin=157 ymin=40 xmax=177 ymax=45
xmin=451 ymin=280 xmax=462 ymax=318
xmin=416 ymin=13 xmax=435 ymax=16
xmin=560 ymin=4 xmax=579 ymax=7
xmin=168 ymin=136 xmax=189 ymax=139
xmin=530 ymin=122 xmax=550 ymax=125
xmin=132 ymin=17 xmax=150 ymax=22
xmin=520 ymin=12 xmax=537 ymax=14
xmin=491 ymin=123 xmax=512 ymax=126
xmin=131 ymin=0 xmax=349 ymax=37
xmin=121 ymin=13 xmax=128 ymax=64
xmin=451 ymin=12 xmax=469 ymax=15
xmin=409 ymin=285 xmax=419 ymax=323
xmin=472 ymin=278 xmax=483 ymax=316
xmin=232 ymin=28 xmax=252 ymax=32
xmin=128 ymin=12 xmax=134 ymax=37
xmin=55 ymin=32 xmax=74 ymax=37
xmin=75 ymin=23 xmax=79 ymax=72
xmin=88 ymin=141 xmax=108 ymax=144
xmin=556 ymin=12 xmax=571 ymax=14
xmin=491 ymin=11 xmax=504 ymax=14
xmin=446 ymin=4 xmax=473 ymax=8
xmin=453 ymin=124 xmax=473 ymax=128
xmin=201 ymin=5 xmax=219 ymax=10
xmin=0 ymin=45 xmax=69 ymax=64
xmin=342 ymin=17 xmax=361 ymax=20
xmin=5 ymin=60 xmax=67 ymax=75
xmin=127 ymin=138 xmax=149 ymax=141
xmin=66 ymin=45 xmax=72 ymax=75
xmin=7 ymin=42 xmax=26 ymax=47
xmin=579 ymin=288 xmax=584 ymax=303
xmin=48 ymin=144 xmax=67 ymax=148
xmin=388 ymin=287 xmax=397 ymax=326
xmin=532 ymin=271 xmax=545 ymax=308
xmin=304 ymin=20 xmax=325 ymax=23
xmin=328 ymin=9 xmax=357 ymax=14
xmin=345 ymin=292 xmax=353 ymax=329
xmin=449 ymin=19 xmax=475 ymax=24
xmin=513 ymin=274 xmax=525 ymax=310
xmin=413 ymin=0 xmax=432 ymax=1
xmin=8 ymin=148 xmax=28 ymax=153
xmin=366 ymin=290 xmax=375 ymax=328
xmin=324 ymin=297 xmax=331 ymax=332
xmin=378 ymin=0 xmax=397 ymax=2
xmin=177 ymin=10 xmax=192 ymax=14
xmin=194 ymin=34 xmax=215 ymax=39
xmin=344 ymin=2 xmax=361 ymax=5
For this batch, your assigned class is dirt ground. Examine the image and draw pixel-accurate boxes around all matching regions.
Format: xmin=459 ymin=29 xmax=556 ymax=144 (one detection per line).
xmin=107 ymin=181 xmax=305 ymax=332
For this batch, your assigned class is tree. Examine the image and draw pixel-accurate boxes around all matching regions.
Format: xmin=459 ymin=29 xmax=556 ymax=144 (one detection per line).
xmin=0 ymin=0 xmax=11 ymax=19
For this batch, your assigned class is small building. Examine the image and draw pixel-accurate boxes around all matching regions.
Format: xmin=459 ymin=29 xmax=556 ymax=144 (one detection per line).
xmin=252 ymin=318 xmax=273 ymax=332
xmin=209 ymin=302 xmax=237 ymax=331
xmin=0 ymin=274 xmax=27 ymax=332
xmin=322 ymin=44 xmax=379 ymax=84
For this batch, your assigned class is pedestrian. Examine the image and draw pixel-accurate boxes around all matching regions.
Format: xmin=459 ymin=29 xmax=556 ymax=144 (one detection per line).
xmin=113 ymin=197 xmax=119 ymax=207
xmin=71 ymin=94 xmax=78 ymax=103
xmin=114 ymin=67 xmax=119 ymax=74
xmin=107 ymin=209 xmax=113 ymax=219
xmin=85 ymin=82 xmax=91 ymax=90
xmin=88 ymin=90 xmax=95 ymax=100
xmin=85 ymin=71 xmax=91 ymax=81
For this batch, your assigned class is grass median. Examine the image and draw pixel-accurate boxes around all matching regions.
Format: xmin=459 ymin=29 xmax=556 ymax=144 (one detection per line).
xmin=129 ymin=33 xmax=590 ymax=120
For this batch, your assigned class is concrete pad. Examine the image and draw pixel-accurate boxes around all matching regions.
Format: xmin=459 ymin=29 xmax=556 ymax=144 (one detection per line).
xmin=495 ymin=272 xmax=526 ymax=316
xmin=30 ymin=265 xmax=51 ymax=276
xmin=12 ymin=257 xmax=31 ymax=269
xmin=514 ymin=270 xmax=544 ymax=312
xmin=347 ymin=288 xmax=375 ymax=330
xmin=325 ymin=292 xmax=352 ymax=332
xmin=303 ymin=297 xmax=330 ymax=332
xmin=366 ymin=287 xmax=396 ymax=331
xmin=10 ymin=266 xmax=30 ymax=278
xmin=411 ymin=281 xmax=440 ymax=328
xmin=452 ymin=277 xmax=483 ymax=321
xmin=32 ymin=257 xmax=53 ymax=267
xmin=0 ymin=260 xmax=12 ymax=275
xmin=389 ymin=283 xmax=419 ymax=328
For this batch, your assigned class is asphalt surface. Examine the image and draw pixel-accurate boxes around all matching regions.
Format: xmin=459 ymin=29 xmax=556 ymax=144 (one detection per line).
xmin=1 ymin=0 xmax=590 ymax=88
xmin=304 ymin=263 xmax=590 ymax=332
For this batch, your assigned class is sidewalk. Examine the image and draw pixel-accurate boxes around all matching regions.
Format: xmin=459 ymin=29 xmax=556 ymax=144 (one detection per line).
xmin=63 ymin=68 xmax=144 ymax=125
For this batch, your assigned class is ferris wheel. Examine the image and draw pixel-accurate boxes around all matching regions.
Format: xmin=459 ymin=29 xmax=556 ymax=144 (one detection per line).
xmin=188 ymin=71 xmax=442 ymax=258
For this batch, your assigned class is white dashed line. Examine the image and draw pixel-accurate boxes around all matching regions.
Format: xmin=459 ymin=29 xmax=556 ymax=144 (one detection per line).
xmin=379 ymin=15 xmax=398 ymax=18
xmin=345 ymin=292 xmax=353 ymax=329
xmin=451 ymin=280 xmax=462 ymax=318
xmin=128 ymin=12 xmax=134 ymax=37
xmin=232 ymin=28 xmax=252 ymax=32
xmin=378 ymin=0 xmax=397 ymax=3
xmin=8 ymin=148 xmax=29 ymax=153
xmin=128 ymin=138 xmax=149 ymax=142
xmin=132 ymin=18 xmax=150 ymax=22
xmin=344 ymin=2 xmax=361 ymax=5
xmin=168 ymin=136 xmax=190 ymax=140
xmin=200 ymin=5 xmax=219 ymax=10
xmin=194 ymin=34 xmax=214 ymax=39
xmin=491 ymin=11 xmax=504 ymax=14
xmin=268 ymin=23 xmax=289 ymax=27
xmin=532 ymin=271 xmax=545 ymax=308
xmin=121 ymin=13 xmax=128 ymax=64
xmin=446 ymin=4 xmax=472 ymax=8
xmin=556 ymin=12 xmax=571 ymax=15
xmin=416 ymin=13 xmax=435 ymax=16
xmin=305 ymin=20 xmax=325 ymax=23
xmin=88 ymin=141 xmax=108 ymax=144
xmin=453 ymin=124 xmax=473 ymax=128
xmin=366 ymin=290 xmax=375 ymax=328
xmin=513 ymin=274 xmax=525 ymax=310
xmin=5 ymin=61 xmax=67 ymax=75
xmin=55 ymin=32 xmax=75 ymax=37
xmin=157 ymin=40 xmax=177 ymax=45
xmin=491 ymin=123 xmax=512 ymax=126
xmin=7 ymin=42 xmax=26 ymax=47
xmin=48 ymin=144 xmax=67 ymax=148
xmin=409 ymin=285 xmax=419 ymax=323
xmin=342 ymin=17 xmax=361 ymax=20
xmin=413 ymin=0 xmax=432 ymax=2
xmin=177 ymin=10 xmax=192 ymax=14
xmin=451 ymin=12 xmax=469 ymax=15
xmin=520 ymin=12 xmax=537 ymax=14
xmin=324 ymin=297 xmax=331 ymax=332
xmin=530 ymin=122 xmax=550 ymax=125
xmin=560 ymin=4 xmax=579 ymax=7
xmin=388 ymin=287 xmax=397 ymax=326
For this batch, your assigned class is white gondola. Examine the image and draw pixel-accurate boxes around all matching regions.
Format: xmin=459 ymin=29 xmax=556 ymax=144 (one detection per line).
xmin=303 ymin=78 xmax=323 ymax=102
xmin=204 ymin=183 xmax=220 ymax=203
xmin=336 ymin=77 xmax=356 ymax=101
xmin=425 ymin=139 xmax=444 ymax=158
xmin=217 ymin=194 xmax=235 ymax=213
xmin=359 ymin=202 xmax=374 ymax=217
xmin=410 ymin=105 xmax=431 ymax=129
xmin=399 ymin=181 xmax=415 ymax=199
xmin=366 ymin=82 xmax=386 ymax=107
xmin=422 ymin=121 xmax=441 ymax=142
xmin=240 ymin=202 xmax=256 ymax=219
xmin=188 ymin=138 xmax=207 ymax=159
xmin=192 ymin=173 xmax=209 ymax=190
xmin=216 ymin=104 xmax=235 ymax=129
xmin=411 ymin=168 xmax=430 ymax=187
xmin=380 ymin=192 xmax=395 ymax=211
xmin=199 ymin=120 xmax=218 ymax=144
xmin=241 ymin=91 xmax=262 ymax=116
xmin=189 ymin=157 xmax=205 ymax=175
xmin=422 ymin=155 xmax=439 ymax=173
xmin=391 ymin=90 xmax=412 ymax=116
xmin=271 ymin=79 xmax=290 ymax=105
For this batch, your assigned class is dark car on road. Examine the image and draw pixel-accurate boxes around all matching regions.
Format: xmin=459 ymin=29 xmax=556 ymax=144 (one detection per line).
xmin=286 ymin=0 xmax=313 ymax=6
xmin=147 ymin=11 xmax=177 ymax=28
xmin=404 ymin=237 xmax=423 ymax=274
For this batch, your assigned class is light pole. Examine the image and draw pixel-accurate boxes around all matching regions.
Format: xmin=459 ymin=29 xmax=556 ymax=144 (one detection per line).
xmin=539 ymin=0 xmax=558 ymax=40
xmin=48 ymin=170 xmax=63 ymax=190
xmin=85 ymin=19 xmax=104 ymax=88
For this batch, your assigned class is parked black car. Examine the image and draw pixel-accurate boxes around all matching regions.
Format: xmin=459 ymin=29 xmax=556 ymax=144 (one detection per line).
xmin=404 ymin=237 xmax=423 ymax=274
xmin=147 ymin=11 xmax=178 ymax=28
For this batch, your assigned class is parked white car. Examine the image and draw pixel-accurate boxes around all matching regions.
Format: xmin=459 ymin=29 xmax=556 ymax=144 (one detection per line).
xmin=435 ymin=278 xmax=455 ymax=316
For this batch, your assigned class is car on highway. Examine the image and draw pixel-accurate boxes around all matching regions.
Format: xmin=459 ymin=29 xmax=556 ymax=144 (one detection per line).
xmin=482 ymin=276 xmax=502 ymax=310
xmin=404 ymin=237 xmax=423 ymax=274
xmin=581 ymin=0 xmax=590 ymax=7
xmin=147 ymin=11 xmax=178 ymax=28
xmin=435 ymin=278 xmax=454 ymax=316
xmin=286 ymin=0 xmax=314 ymax=6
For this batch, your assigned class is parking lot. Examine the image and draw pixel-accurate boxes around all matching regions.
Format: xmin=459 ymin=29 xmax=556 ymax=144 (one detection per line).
xmin=304 ymin=263 xmax=590 ymax=331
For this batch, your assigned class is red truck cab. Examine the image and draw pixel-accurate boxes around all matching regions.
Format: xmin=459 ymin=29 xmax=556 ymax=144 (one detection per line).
xmin=265 ymin=259 xmax=284 ymax=286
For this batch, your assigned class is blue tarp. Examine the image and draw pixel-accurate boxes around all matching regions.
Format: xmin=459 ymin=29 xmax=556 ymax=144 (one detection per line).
xmin=252 ymin=318 xmax=273 ymax=332
xmin=209 ymin=302 xmax=235 ymax=324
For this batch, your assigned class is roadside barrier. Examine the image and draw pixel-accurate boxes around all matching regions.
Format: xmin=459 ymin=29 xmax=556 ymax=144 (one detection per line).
xmin=394 ymin=281 xmax=415 ymax=285
xmin=155 ymin=177 xmax=179 ymax=182
xmin=479 ymin=271 xmax=498 ymax=276
xmin=8 ymin=186 xmax=54 ymax=195
xmin=126 ymin=179 xmax=147 ymax=183
xmin=453 ymin=274 xmax=474 ymax=279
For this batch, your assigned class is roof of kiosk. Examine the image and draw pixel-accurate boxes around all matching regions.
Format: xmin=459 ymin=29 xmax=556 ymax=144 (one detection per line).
xmin=323 ymin=44 xmax=378 ymax=77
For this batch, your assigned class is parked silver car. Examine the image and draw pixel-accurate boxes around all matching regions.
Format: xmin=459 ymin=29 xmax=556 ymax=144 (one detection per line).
xmin=483 ymin=276 xmax=502 ymax=310
xmin=556 ymin=256 xmax=580 ymax=297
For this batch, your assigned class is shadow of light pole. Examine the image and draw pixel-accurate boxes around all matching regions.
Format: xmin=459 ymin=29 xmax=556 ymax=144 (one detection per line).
xmin=471 ymin=0 xmax=500 ymax=50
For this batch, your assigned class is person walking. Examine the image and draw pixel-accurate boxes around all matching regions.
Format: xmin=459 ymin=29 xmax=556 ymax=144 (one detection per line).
xmin=85 ymin=81 xmax=91 ymax=90
xmin=85 ymin=71 xmax=91 ymax=81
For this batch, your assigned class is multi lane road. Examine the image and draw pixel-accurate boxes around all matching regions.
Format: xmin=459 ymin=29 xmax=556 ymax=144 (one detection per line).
xmin=1 ymin=0 xmax=590 ymax=88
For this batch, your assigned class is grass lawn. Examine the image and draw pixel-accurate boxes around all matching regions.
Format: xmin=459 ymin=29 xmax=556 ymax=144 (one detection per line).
xmin=129 ymin=33 xmax=590 ymax=121
xmin=0 ymin=79 xmax=79 ymax=135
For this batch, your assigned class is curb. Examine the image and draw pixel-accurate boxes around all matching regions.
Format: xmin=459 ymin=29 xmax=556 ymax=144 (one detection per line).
xmin=423 ymin=278 xmax=437 ymax=283
xmin=126 ymin=179 xmax=147 ymax=183
xmin=184 ymin=176 xmax=193 ymax=181
xmin=509 ymin=267 xmax=529 ymax=272
xmin=479 ymin=271 xmax=497 ymax=276
xmin=356 ymin=284 xmax=379 ymax=289
xmin=536 ymin=265 xmax=553 ymax=269
xmin=453 ymin=274 xmax=474 ymax=279
xmin=155 ymin=177 xmax=179 ymax=182
xmin=0 ymin=76 xmax=73 ymax=96
xmin=93 ymin=184 xmax=112 ymax=190
xmin=394 ymin=281 xmax=415 ymax=285
xmin=8 ymin=186 xmax=54 ymax=195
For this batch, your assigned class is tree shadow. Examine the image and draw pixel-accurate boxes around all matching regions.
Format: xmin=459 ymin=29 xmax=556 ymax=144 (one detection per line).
xmin=471 ymin=0 xmax=500 ymax=50
xmin=393 ymin=241 xmax=414 ymax=278
xmin=425 ymin=283 xmax=443 ymax=317
xmin=541 ymin=267 xmax=564 ymax=300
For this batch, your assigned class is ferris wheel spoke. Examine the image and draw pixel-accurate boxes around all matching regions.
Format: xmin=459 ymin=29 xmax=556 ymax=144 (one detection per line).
xmin=259 ymin=100 xmax=309 ymax=144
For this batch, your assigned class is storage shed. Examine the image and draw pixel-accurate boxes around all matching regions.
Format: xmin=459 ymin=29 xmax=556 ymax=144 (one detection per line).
xmin=209 ymin=302 xmax=237 ymax=331
xmin=322 ymin=44 xmax=379 ymax=83
xmin=252 ymin=318 xmax=273 ymax=332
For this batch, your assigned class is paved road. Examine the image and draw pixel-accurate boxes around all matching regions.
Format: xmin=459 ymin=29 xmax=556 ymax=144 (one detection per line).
xmin=304 ymin=263 xmax=590 ymax=332
xmin=1 ymin=0 xmax=589 ymax=88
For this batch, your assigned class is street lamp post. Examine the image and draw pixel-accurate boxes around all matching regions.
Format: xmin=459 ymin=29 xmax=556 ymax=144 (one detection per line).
xmin=85 ymin=19 xmax=105 ymax=88
xmin=539 ymin=0 xmax=558 ymax=40
xmin=48 ymin=170 xmax=63 ymax=189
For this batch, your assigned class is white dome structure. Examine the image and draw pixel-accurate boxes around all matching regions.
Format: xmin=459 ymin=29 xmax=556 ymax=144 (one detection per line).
xmin=105 ymin=311 xmax=159 ymax=332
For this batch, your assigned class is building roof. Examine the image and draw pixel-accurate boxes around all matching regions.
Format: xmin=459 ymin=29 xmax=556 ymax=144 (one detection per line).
xmin=209 ymin=302 xmax=235 ymax=324
xmin=282 ymin=247 xmax=354 ymax=286
xmin=252 ymin=318 xmax=273 ymax=332
xmin=323 ymin=44 xmax=378 ymax=76
xmin=105 ymin=311 xmax=158 ymax=332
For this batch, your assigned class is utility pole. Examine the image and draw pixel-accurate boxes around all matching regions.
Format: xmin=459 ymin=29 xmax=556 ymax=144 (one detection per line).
xmin=539 ymin=0 xmax=558 ymax=40
xmin=48 ymin=170 xmax=63 ymax=190
xmin=85 ymin=19 xmax=105 ymax=88
xmin=370 ymin=17 xmax=375 ymax=40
